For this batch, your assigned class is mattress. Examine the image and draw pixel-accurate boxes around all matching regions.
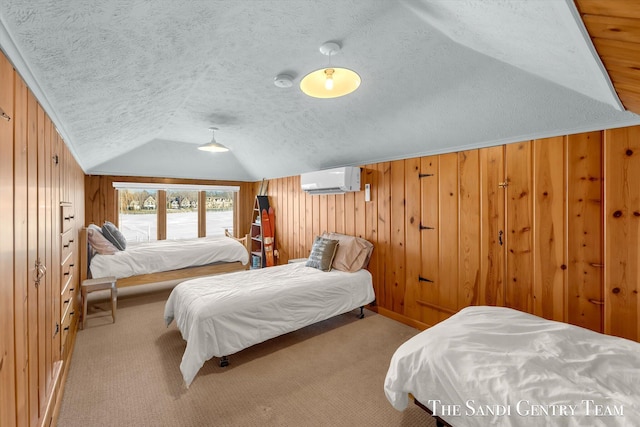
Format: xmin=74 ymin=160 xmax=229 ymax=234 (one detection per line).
xmin=89 ymin=235 xmax=249 ymax=279
xmin=384 ymin=306 xmax=640 ymax=426
xmin=164 ymin=262 xmax=375 ymax=386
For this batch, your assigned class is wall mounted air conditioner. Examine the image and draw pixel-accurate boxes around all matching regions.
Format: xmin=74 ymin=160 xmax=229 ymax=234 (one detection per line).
xmin=300 ymin=166 xmax=361 ymax=195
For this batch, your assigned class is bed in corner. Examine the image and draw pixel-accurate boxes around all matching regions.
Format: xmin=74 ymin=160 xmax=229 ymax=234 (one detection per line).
xmin=164 ymin=232 xmax=376 ymax=386
xmin=80 ymin=227 xmax=251 ymax=287
xmin=384 ymin=306 xmax=640 ymax=426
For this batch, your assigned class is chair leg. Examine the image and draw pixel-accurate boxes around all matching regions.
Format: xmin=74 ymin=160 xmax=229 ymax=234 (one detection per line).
xmin=111 ymin=285 xmax=117 ymax=323
xmin=81 ymin=289 xmax=88 ymax=330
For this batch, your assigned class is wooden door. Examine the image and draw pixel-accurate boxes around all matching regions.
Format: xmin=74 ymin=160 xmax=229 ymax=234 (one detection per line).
xmin=0 ymin=45 xmax=17 ymax=427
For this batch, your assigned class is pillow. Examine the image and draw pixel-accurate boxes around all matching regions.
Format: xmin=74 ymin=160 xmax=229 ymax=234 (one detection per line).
xmin=87 ymin=225 xmax=118 ymax=255
xmin=102 ymin=221 xmax=127 ymax=251
xmin=305 ymin=236 xmax=339 ymax=272
xmin=322 ymin=232 xmax=373 ymax=272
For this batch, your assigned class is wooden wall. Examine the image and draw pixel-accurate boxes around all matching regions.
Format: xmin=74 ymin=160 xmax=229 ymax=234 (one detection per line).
xmin=84 ymin=175 xmax=258 ymax=238
xmin=266 ymin=127 xmax=640 ymax=341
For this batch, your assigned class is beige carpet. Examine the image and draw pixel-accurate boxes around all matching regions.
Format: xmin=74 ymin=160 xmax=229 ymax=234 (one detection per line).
xmin=57 ymin=283 xmax=435 ymax=427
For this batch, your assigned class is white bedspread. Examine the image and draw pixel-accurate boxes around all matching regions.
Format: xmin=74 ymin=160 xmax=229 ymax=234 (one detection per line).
xmin=164 ymin=262 xmax=375 ymax=386
xmin=90 ymin=236 xmax=249 ymax=279
xmin=384 ymin=306 xmax=640 ymax=426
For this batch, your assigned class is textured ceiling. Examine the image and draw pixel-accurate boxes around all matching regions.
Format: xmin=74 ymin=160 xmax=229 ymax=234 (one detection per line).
xmin=1 ymin=0 xmax=639 ymax=182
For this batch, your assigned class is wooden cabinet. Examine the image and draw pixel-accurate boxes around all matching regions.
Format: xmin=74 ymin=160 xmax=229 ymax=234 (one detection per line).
xmin=1 ymin=49 xmax=84 ymax=427
xmin=60 ymin=202 xmax=78 ymax=360
xmin=250 ymin=196 xmax=270 ymax=268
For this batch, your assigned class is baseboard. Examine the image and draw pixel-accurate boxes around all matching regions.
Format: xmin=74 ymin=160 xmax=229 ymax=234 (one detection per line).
xmin=371 ymin=306 xmax=431 ymax=331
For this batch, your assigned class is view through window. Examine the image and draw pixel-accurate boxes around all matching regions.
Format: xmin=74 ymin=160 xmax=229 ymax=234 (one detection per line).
xmin=117 ymin=184 xmax=236 ymax=246
xmin=118 ymin=189 xmax=158 ymax=244
xmin=205 ymin=190 xmax=234 ymax=237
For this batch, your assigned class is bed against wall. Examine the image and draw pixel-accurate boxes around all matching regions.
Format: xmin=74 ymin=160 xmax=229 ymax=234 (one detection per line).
xmin=80 ymin=226 xmax=251 ymax=288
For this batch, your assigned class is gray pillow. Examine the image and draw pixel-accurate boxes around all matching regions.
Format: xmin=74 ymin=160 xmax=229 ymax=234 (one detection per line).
xmin=102 ymin=221 xmax=127 ymax=251
xmin=305 ymin=236 xmax=339 ymax=272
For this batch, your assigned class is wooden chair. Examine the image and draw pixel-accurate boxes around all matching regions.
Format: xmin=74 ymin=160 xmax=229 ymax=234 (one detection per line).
xmin=81 ymin=276 xmax=117 ymax=329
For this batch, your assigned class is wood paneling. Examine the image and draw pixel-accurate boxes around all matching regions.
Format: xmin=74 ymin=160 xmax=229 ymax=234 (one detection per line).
xmin=0 ymin=47 xmax=17 ymax=427
xmin=14 ymin=74 xmax=29 ymax=427
xmin=576 ymin=0 xmax=640 ymax=114
xmin=567 ymin=131 xmax=603 ymax=332
xmin=604 ymin=126 xmax=640 ymax=340
xmin=505 ymin=141 xmax=534 ymax=313
xmin=438 ymin=153 xmax=459 ymax=319
xmin=458 ymin=150 xmax=481 ymax=309
xmin=404 ymin=158 xmax=421 ymax=320
xmin=479 ymin=146 xmax=505 ymax=306
xmin=263 ymin=126 xmax=639 ymax=337
xmin=533 ymin=137 xmax=566 ymax=321
xmin=389 ymin=160 xmax=406 ymax=314
xmin=419 ymin=156 xmax=439 ymax=326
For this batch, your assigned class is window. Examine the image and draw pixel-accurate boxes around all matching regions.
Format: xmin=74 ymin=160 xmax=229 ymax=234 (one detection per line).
xmin=118 ymin=189 xmax=158 ymax=245
xmin=114 ymin=182 xmax=239 ymax=244
xmin=205 ymin=190 xmax=234 ymax=237
xmin=166 ymin=190 xmax=199 ymax=240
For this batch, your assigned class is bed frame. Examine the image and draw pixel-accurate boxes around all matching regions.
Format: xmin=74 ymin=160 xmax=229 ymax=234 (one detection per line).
xmin=80 ymin=227 xmax=251 ymax=287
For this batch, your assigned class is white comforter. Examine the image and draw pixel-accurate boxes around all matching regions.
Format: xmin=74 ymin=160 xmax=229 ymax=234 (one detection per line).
xmin=384 ymin=306 xmax=640 ymax=426
xmin=90 ymin=236 xmax=249 ymax=279
xmin=164 ymin=262 xmax=375 ymax=386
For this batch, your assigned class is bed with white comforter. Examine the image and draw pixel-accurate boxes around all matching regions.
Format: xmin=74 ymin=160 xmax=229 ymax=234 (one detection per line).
xmin=384 ymin=306 xmax=640 ymax=426
xmin=90 ymin=235 xmax=249 ymax=279
xmin=164 ymin=262 xmax=375 ymax=386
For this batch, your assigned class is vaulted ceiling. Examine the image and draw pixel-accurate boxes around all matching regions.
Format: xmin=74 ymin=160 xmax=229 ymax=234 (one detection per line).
xmin=1 ymin=0 xmax=639 ymax=182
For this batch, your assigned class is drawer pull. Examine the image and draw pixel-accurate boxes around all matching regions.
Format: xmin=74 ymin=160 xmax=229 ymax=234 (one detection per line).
xmin=590 ymin=263 xmax=604 ymax=268
xmin=63 ymin=244 xmax=70 ymax=248
xmin=64 ymin=299 xmax=70 ymax=304
xmin=64 ymin=326 xmax=70 ymax=331
xmin=70 ymin=311 xmax=75 ymax=316
xmin=64 ymin=272 xmax=70 ymax=276
xmin=70 ymin=287 xmax=75 ymax=291
xmin=588 ymin=298 xmax=604 ymax=305
xmin=70 ymin=264 xmax=75 ymax=267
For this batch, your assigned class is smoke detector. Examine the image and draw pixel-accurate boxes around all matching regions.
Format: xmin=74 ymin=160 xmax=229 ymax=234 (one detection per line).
xmin=274 ymin=74 xmax=294 ymax=88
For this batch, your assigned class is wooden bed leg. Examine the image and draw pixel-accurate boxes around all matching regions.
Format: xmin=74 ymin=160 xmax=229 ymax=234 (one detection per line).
xmin=219 ymin=356 xmax=229 ymax=367
xmin=358 ymin=307 xmax=365 ymax=319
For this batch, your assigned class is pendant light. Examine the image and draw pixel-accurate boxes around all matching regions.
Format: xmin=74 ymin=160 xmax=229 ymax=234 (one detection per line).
xmin=300 ymin=42 xmax=361 ymax=99
xmin=197 ymin=127 xmax=229 ymax=152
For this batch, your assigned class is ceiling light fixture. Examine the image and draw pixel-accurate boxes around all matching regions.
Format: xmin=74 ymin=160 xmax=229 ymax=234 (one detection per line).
xmin=300 ymin=42 xmax=361 ymax=99
xmin=197 ymin=127 xmax=229 ymax=152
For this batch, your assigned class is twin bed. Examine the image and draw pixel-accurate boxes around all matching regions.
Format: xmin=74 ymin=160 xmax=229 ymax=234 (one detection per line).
xmin=80 ymin=227 xmax=251 ymax=287
xmin=164 ymin=261 xmax=375 ymax=386
xmin=384 ymin=306 xmax=640 ymax=426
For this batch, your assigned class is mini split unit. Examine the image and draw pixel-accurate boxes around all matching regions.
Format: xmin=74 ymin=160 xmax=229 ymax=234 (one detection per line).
xmin=300 ymin=166 xmax=361 ymax=195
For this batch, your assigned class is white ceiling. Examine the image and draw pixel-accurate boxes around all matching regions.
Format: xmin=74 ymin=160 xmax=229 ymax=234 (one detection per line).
xmin=1 ymin=0 xmax=639 ymax=182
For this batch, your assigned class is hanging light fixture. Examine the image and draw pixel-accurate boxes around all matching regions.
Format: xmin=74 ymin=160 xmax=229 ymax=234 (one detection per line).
xmin=197 ymin=127 xmax=229 ymax=152
xmin=300 ymin=42 xmax=361 ymax=99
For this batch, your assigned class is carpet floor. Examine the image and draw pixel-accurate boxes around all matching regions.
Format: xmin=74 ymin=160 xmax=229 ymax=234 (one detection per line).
xmin=57 ymin=283 xmax=435 ymax=427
